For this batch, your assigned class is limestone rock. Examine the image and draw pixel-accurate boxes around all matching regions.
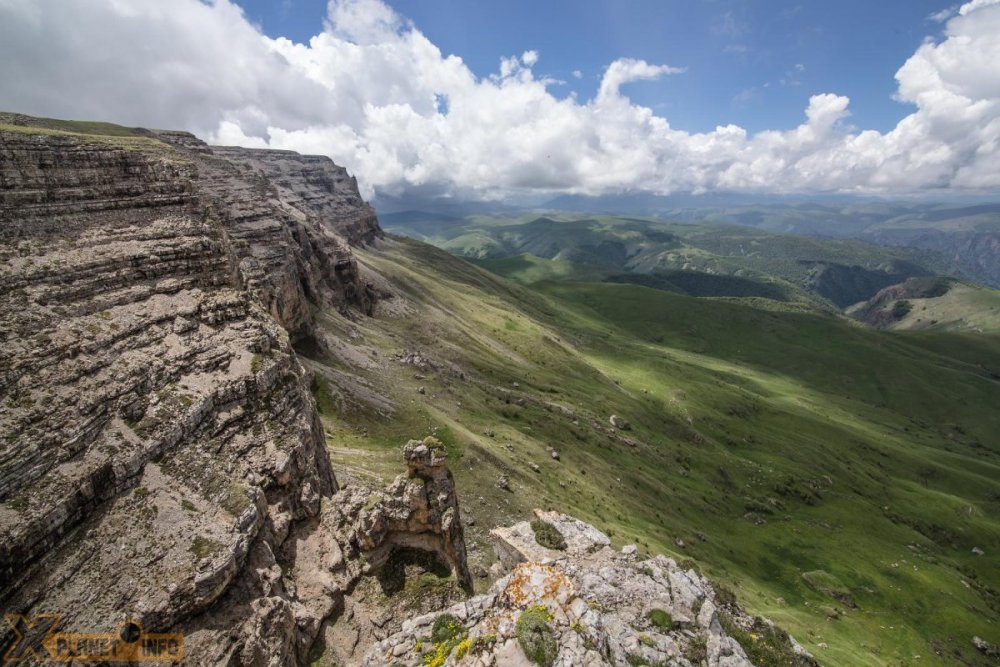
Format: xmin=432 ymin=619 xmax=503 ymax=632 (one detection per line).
xmin=609 ymin=414 xmax=631 ymax=430
xmin=973 ymin=635 xmax=999 ymax=657
xmin=366 ymin=511 xmax=817 ymax=667
xmin=345 ymin=438 xmax=474 ymax=593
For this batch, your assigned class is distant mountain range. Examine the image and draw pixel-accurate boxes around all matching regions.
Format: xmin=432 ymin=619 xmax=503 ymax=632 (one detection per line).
xmin=378 ymin=197 xmax=1000 ymax=289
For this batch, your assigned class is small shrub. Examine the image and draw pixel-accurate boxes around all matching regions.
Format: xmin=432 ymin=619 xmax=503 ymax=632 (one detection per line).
xmin=422 ymin=614 xmax=467 ymax=667
xmin=892 ymin=300 xmax=913 ymax=318
xmin=684 ymin=635 xmax=708 ymax=663
xmin=530 ymin=519 xmax=567 ymax=551
xmin=646 ymin=608 xmax=674 ymax=630
xmin=221 ymin=482 xmax=251 ymax=515
xmin=430 ymin=613 xmax=463 ymax=643
xmin=719 ymin=613 xmax=808 ymax=667
xmin=516 ymin=606 xmax=557 ymax=667
xmin=714 ymin=585 xmax=738 ymax=608
xmin=422 ymin=642 xmax=451 ymax=667
xmin=190 ymin=535 xmax=221 ymax=559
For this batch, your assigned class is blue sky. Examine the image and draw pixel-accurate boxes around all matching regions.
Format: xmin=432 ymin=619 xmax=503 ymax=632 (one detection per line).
xmin=238 ymin=0 xmax=954 ymax=134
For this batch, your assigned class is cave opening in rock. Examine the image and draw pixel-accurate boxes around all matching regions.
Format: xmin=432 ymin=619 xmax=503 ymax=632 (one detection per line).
xmin=375 ymin=546 xmax=453 ymax=597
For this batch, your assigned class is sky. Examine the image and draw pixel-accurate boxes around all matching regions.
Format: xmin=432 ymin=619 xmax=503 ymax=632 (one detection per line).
xmin=238 ymin=0 xmax=951 ymax=135
xmin=1 ymin=0 xmax=999 ymax=202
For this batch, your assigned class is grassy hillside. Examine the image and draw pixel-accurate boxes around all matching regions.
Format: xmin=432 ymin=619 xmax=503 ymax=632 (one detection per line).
xmin=313 ymin=237 xmax=1000 ymax=666
xmin=849 ymin=277 xmax=1000 ymax=333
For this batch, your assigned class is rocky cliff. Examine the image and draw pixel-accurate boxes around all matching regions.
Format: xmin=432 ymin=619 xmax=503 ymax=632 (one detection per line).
xmin=0 ymin=114 xmax=386 ymax=662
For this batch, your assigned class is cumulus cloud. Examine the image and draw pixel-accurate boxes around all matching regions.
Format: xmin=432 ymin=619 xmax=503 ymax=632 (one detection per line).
xmin=597 ymin=59 xmax=685 ymax=103
xmin=1 ymin=0 xmax=999 ymax=199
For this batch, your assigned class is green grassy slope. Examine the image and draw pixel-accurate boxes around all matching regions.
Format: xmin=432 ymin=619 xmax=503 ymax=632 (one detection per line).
xmin=313 ymin=237 xmax=1000 ymax=666
xmin=890 ymin=283 xmax=1000 ymax=333
xmin=0 ymin=111 xmax=148 ymax=137
xmin=473 ymin=253 xmax=612 ymax=284
xmin=849 ymin=277 xmax=1000 ymax=333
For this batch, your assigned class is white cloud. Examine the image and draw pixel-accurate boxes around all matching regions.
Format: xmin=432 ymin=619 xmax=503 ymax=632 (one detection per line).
xmin=596 ymin=58 xmax=685 ymax=104
xmin=928 ymin=5 xmax=958 ymax=22
xmin=572 ymin=70 xmax=583 ymax=79
xmin=1 ymin=0 xmax=999 ymax=199
xmin=959 ymin=0 xmax=1000 ymax=14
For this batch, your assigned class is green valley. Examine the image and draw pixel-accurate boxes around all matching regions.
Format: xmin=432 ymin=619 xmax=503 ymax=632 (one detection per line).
xmin=308 ymin=236 xmax=1000 ymax=666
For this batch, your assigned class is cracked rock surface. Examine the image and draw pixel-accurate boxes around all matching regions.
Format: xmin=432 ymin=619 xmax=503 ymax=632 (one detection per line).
xmin=365 ymin=511 xmax=818 ymax=667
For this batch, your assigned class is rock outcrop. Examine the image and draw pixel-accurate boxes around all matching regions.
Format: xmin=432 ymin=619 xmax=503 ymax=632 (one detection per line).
xmin=210 ymin=145 xmax=382 ymax=247
xmin=366 ymin=511 xmax=818 ymax=667
xmin=0 ymin=115 xmax=385 ymax=662
xmin=179 ymin=440 xmax=474 ymax=665
xmin=349 ymin=438 xmax=473 ymax=593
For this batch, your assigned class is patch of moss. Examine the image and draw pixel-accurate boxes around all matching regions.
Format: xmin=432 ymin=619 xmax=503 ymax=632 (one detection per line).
xmin=189 ymin=535 xmax=222 ymax=560
xmin=516 ymin=605 xmax=557 ymax=667
xmin=221 ymin=482 xmax=251 ymax=516
xmin=530 ymin=519 xmax=567 ymax=551
xmin=646 ymin=608 xmax=674 ymax=630
xmin=311 ymin=374 xmax=338 ymax=417
xmin=5 ymin=494 xmax=29 ymax=512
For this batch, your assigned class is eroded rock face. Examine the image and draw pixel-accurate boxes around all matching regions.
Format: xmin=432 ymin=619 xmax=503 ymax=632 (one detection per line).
xmin=0 ymin=117 xmax=385 ymax=661
xmin=210 ymin=145 xmax=382 ymax=247
xmin=350 ymin=439 xmax=474 ymax=593
xmin=366 ymin=511 xmax=818 ymax=667
xmin=169 ymin=438 xmax=477 ymax=665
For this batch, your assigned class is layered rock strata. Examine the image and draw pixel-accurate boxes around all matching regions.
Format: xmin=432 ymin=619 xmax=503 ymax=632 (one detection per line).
xmin=0 ymin=117 xmax=386 ymax=663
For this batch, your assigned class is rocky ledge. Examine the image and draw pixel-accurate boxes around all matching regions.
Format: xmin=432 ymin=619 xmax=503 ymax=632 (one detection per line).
xmin=365 ymin=511 xmax=818 ymax=667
